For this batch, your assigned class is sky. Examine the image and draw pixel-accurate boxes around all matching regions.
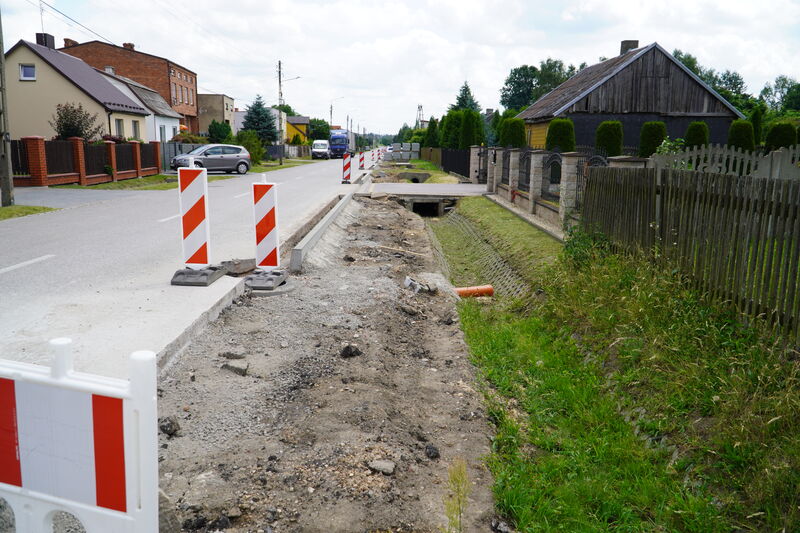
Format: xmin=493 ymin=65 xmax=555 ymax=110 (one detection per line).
xmin=2 ymin=0 xmax=799 ymax=134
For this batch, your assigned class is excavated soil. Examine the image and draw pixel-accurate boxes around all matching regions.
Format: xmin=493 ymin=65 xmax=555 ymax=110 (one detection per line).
xmin=158 ymin=197 xmax=495 ymax=532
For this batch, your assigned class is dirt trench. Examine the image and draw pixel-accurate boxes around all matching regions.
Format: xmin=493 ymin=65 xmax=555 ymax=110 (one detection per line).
xmin=158 ymin=197 xmax=495 ymax=532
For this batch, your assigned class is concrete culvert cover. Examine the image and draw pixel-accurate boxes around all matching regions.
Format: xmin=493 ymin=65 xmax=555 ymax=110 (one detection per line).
xmin=157 ymin=197 xmax=494 ymax=531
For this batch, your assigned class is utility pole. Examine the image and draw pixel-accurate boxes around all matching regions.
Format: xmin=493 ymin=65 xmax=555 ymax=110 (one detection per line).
xmin=277 ymin=60 xmax=283 ymax=165
xmin=329 ymin=104 xmax=332 ymax=126
xmin=0 ymin=6 xmax=16 ymax=207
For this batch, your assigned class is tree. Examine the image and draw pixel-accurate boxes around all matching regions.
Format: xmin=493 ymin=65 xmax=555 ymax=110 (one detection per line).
xmin=408 ymin=128 xmax=427 ymax=144
xmin=639 ymin=121 xmax=667 ymax=157
xmin=289 ymin=133 xmax=303 ymax=145
xmin=449 ymin=82 xmax=480 ymax=113
xmin=243 ymin=95 xmax=277 ymax=144
xmin=764 ymin=123 xmax=797 ymax=151
xmin=727 ymin=120 xmax=755 ymax=152
xmin=393 ymin=123 xmax=412 ymax=143
xmin=440 ymin=110 xmax=463 ymax=148
xmin=531 ymin=58 xmax=585 ymax=103
xmin=273 ymin=103 xmax=297 ymax=116
xmin=458 ymin=111 xmax=477 ymax=149
xmin=235 ymin=130 xmax=264 ymax=164
xmin=308 ymin=118 xmax=330 ymax=140
xmin=760 ymin=75 xmax=798 ymax=110
xmin=498 ymin=118 xmax=526 ymax=148
xmin=595 ymin=121 xmax=623 ymax=156
xmin=685 ymin=121 xmax=710 ymax=148
xmin=673 ymin=49 xmax=758 ymax=113
xmin=749 ymin=106 xmax=764 ymax=144
xmin=500 ymin=65 xmax=539 ymax=110
xmin=546 ymin=118 xmax=576 ymax=152
xmin=49 ymin=102 xmax=105 ymax=140
xmin=207 ymin=119 xmax=232 ymax=143
xmin=423 ymin=118 xmax=439 ymax=148
xmin=783 ymin=84 xmax=800 ymax=111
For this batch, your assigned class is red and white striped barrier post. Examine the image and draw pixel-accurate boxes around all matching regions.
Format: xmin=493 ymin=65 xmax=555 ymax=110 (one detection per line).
xmin=253 ymin=182 xmax=279 ymax=270
xmin=0 ymin=338 xmax=158 ymax=532
xmin=359 ymin=151 xmax=364 ymax=170
xmin=178 ymin=167 xmax=210 ymax=268
xmin=342 ymin=152 xmax=351 ymax=184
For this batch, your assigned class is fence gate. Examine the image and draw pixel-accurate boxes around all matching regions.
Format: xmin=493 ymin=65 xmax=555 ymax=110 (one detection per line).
xmin=518 ymin=148 xmax=532 ymax=192
xmin=542 ymin=151 xmax=562 ymax=200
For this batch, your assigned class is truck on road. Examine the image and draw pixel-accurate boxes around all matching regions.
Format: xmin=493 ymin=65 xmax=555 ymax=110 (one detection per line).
xmin=329 ymin=129 xmax=356 ymax=158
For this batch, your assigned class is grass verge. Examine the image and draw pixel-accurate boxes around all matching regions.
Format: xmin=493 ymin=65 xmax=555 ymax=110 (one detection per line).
xmin=54 ymin=174 xmax=238 ymax=191
xmin=431 ymin=197 xmax=800 ymax=531
xmin=0 ymin=205 xmax=57 ymax=220
xmin=251 ymin=160 xmax=316 ymax=173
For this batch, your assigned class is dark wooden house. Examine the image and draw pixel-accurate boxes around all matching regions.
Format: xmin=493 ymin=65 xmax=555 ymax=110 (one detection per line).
xmin=517 ymin=41 xmax=744 ymax=148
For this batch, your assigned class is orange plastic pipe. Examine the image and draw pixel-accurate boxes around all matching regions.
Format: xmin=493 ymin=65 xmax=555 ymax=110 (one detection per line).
xmin=454 ymin=285 xmax=494 ymax=297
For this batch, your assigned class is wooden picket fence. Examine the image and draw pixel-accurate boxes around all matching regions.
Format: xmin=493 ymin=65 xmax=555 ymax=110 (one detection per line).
xmin=583 ymin=166 xmax=800 ymax=341
xmin=651 ymin=144 xmax=800 ymax=179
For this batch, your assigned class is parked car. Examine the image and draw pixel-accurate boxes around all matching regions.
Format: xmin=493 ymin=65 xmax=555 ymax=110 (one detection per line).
xmin=171 ymin=144 xmax=251 ymax=174
xmin=311 ymin=140 xmax=330 ymax=159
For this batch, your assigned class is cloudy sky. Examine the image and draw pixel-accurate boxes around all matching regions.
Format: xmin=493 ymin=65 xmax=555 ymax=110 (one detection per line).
xmin=3 ymin=0 xmax=799 ymax=134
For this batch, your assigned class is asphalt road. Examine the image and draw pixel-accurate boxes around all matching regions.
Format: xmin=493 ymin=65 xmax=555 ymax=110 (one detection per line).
xmin=0 ymin=156 xmax=371 ymax=377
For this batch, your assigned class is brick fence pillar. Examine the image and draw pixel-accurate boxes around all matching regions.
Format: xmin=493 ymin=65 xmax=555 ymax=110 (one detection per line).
xmin=149 ymin=140 xmax=162 ymax=172
xmin=469 ymin=145 xmax=480 ymax=184
xmin=21 ymin=136 xmax=47 ymax=187
xmin=560 ymin=152 xmax=580 ymax=223
xmin=68 ymin=137 xmax=87 ymax=185
xmin=130 ymin=141 xmax=142 ymax=177
xmin=105 ymin=141 xmax=118 ymax=181
xmin=487 ymin=148 xmax=498 ymax=193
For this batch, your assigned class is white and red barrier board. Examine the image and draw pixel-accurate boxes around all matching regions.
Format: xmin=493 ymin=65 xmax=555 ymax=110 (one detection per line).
xmin=0 ymin=340 xmax=157 ymax=532
xmin=178 ymin=167 xmax=210 ymax=269
xmin=342 ymin=152 xmax=351 ymax=182
xmin=253 ymin=183 xmax=279 ymax=270
xmin=359 ymin=152 xmax=364 ymax=169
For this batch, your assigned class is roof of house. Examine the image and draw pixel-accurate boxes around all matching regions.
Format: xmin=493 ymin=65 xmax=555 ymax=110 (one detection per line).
xmin=7 ymin=40 xmax=148 ymax=115
xmin=287 ymin=116 xmax=310 ymax=125
xmin=59 ymin=40 xmax=196 ymax=75
xmin=100 ymin=71 xmax=182 ymax=118
xmin=517 ymin=42 xmax=744 ymax=122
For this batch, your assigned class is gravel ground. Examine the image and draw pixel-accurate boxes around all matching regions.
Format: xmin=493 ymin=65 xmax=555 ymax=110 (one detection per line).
xmin=157 ymin=196 xmax=495 ymax=532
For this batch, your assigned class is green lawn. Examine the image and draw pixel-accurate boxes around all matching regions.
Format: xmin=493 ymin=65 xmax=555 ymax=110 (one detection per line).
xmin=0 ymin=205 xmax=58 ymax=220
xmin=55 ymin=174 xmax=237 ymax=191
xmin=431 ymin=197 xmax=799 ymax=532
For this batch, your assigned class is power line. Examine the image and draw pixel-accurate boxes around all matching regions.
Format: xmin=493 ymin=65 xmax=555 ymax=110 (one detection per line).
xmin=38 ymin=0 xmax=115 ymax=44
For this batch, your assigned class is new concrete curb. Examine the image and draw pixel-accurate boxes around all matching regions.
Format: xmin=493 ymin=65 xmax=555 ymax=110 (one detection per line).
xmin=289 ymin=191 xmax=354 ymax=273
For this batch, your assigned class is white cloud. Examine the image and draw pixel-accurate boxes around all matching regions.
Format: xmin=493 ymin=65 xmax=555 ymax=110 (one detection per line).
xmin=2 ymin=0 xmax=798 ymax=134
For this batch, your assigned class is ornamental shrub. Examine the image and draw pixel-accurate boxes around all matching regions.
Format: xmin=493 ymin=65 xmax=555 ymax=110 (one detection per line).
xmin=727 ymin=120 xmax=755 ymax=152
xmin=546 ymin=118 xmax=575 ymax=151
xmin=208 ymin=119 xmax=233 ymax=144
xmin=764 ymin=123 xmax=798 ymax=152
xmin=684 ymin=121 xmax=709 ymax=148
xmin=594 ymin=121 xmax=623 ymax=156
xmin=235 ymin=129 xmax=264 ymax=164
xmin=750 ymin=106 xmax=764 ymax=145
xmin=498 ymin=118 xmax=527 ymax=148
xmin=638 ymin=121 xmax=667 ymax=157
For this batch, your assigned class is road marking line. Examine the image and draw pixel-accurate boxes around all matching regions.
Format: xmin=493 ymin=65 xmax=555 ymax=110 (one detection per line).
xmin=233 ymin=192 xmax=250 ymax=199
xmin=157 ymin=214 xmax=181 ymax=223
xmin=0 ymin=255 xmax=56 ymax=276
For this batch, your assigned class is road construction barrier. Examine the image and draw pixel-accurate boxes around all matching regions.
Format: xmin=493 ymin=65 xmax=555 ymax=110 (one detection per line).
xmin=253 ymin=182 xmax=279 ymax=270
xmin=342 ymin=152 xmax=351 ymax=184
xmin=0 ymin=339 xmax=158 ymax=532
xmin=359 ymin=152 xmax=364 ymax=170
xmin=178 ymin=166 xmax=211 ymax=269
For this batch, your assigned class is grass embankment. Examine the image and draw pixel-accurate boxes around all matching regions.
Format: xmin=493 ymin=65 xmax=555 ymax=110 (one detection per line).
xmin=251 ymin=159 xmax=315 ymax=173
xmin=0 ymin=205 xmax=57 ymax=220
xmin=430 ymin=197 xmax=799 ymax=531
xmin=381 ymin=159 xmax=459 ymax=184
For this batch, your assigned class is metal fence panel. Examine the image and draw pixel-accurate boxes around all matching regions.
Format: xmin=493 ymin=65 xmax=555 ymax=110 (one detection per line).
xmin=441 ymin=148 xmax=469 ymax=178
xmin=44 ymin=140 xmax=75 ymax=175
xmin=140 ymin=144 xmax=157 ymax=168
xmin=10 ymin=140 xmax=29 ymax=176
xmin=84 ymin=144 xmax=108 ymax=176
xmin=116 ymin=144 xmax=135 ymax=171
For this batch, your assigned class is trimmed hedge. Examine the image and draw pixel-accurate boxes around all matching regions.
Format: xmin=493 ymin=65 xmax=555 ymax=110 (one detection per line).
xmin=764 ymin=123 xmax=798 ymax=152
xmin=684 ymin=121 xmax=709 ymax=148
xmin=546 ymin=118 xmax=575 ymax=152
xmin=594 ymin=121 xmax=623 ymax=156
xmin=727 ymin=120 xmax=755 ymax=152
xmin=638 ymin=121 xmax=667 ymax=157
xmin=499 ymin=118 xmax=527 ymax=148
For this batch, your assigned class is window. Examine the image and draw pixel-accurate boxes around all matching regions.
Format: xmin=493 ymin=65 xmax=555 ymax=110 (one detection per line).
xmin=132 ymin=120 xmax=140 ymax=139
xmin=205 ymin=147 xmax=223 ymax=155
xmin=170 ymin=68 xmax=175 ymax=77
xmin=171 ymin=82 xmax=176 ymax=99
xmin=172 ymin=126 xmax=178 ymax=137
xmin=189 ymin=89 xmax=193 ymax=105
xmin=182 ymin=86 xmax=187 ymax=103
xmin=160 ymin=125 xmax=166 ymax=142
xmin=115 ymin=119 xmax=124 ymax=137
xmin=222 ymin=146 xmax=241 ymax=155
xmin=19 ymin=64 xmax=36 ymax=80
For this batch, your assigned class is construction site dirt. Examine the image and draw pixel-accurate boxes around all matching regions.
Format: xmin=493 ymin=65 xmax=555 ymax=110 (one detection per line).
xmin=158 ymin=196 xmax=495 ymax=532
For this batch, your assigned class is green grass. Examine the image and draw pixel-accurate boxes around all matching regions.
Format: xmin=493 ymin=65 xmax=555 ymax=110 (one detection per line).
xmin=55 ymin=174 xmax=236 ymax=190
xmin=0 ymin=205 xmax=57 ymax=220
xmin=251 ymin=160 xmax=315 ymax=173
xmin=409 ymin=159 xmax=440 ymax=171
xmin=431 ymin=197 xmax=800 ymax=531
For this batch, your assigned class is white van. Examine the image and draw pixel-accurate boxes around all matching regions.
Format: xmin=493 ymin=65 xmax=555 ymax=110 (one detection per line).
xmin=311 ymin=140 xmax=330 ymax=159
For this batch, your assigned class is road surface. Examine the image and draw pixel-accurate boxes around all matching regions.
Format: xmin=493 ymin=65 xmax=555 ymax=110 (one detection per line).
xmin=0 ymin=156 xmax=372 ymax=377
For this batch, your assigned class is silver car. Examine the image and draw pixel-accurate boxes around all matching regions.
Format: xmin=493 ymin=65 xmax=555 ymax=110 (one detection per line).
xmin=171 ymin=144 xmax=251 ymax=174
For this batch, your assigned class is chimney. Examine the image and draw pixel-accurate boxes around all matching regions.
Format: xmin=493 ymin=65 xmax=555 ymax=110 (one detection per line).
xmin=63 ymin=38 xmax=78 ymax=48
xmin=35 ymin=33 xmax=55 ymax=49
xmin=620 ymin=40 xmax=639 ymax=55
xmin=122 ymin=42 xmax=135 ymax=51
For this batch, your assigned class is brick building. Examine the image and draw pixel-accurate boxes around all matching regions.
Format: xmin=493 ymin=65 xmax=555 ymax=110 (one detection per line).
xmin=60 ymin=39 xmax=199 ymax=134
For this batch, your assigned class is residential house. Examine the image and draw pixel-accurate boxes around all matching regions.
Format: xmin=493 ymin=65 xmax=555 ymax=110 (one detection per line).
xmin=5 ymin=34 xmax=149 ymax=139
xmin=198 ymin=94 xmax=234 ymax=135
xmin=60 ymin=38 xmax=199 ymax=133
xmin=233 ymin=107 xmax=286 ymax=144
xmin=517 ymin=41 xmax=744 ymax=148
xmin=286 ymin=116 xmax=310 ymax=143
xmin=99 ymin=70 xmax=182 ymax=142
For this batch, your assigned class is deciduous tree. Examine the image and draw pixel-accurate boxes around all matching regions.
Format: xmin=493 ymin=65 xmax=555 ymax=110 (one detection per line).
xmin=500 ymin=65 xmax=538 ymax=111
xmin=48 ymin=102 xmax=105 ymax=140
